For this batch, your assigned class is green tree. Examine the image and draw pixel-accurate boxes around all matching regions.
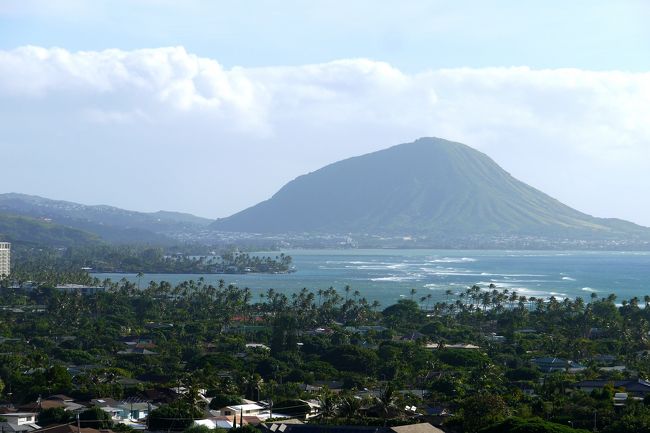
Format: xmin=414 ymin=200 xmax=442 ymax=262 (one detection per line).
xmin=273 ymin=399 xmax=311 ymax=417
xmin=148 ymin=403 xmax=204 ymax=431
xmin=183 ymin=426 xmax=215 ymax=433
xmin=462 ymin=393 xmax=510 ymax=433
xmin=479 ymin=417 xmax=589 ymax=433
xmin=79 ymin=407 xmax=113 ymax=429
xmin=383 ymin=299 xmax=423 ymax=328
xmin=38 ymin=408 xmax=74 ymax=427
xmin=208 ymin=394 xmax=242 ymax=410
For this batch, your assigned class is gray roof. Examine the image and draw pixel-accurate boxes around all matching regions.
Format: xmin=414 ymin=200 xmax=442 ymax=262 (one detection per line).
xmin=0 ymin=422 xmax=41 ymax=433
xmin=575 ymin=379 xmax=650 ymax=393
xmin=391 ymin=424 xmax=445 ymax=433
xmin=261 ymin=423 xmax=442 ymax=433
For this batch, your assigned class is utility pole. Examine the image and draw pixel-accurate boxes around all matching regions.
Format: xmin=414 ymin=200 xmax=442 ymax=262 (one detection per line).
xmin=76 ymin=412 xmax=81 ymax=433
xmin=146 ymin=403 xmax=151 ymax=430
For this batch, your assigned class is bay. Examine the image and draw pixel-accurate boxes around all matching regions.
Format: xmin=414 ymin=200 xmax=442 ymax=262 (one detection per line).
xmin=92 ymin=249 xmax=650 ymax=308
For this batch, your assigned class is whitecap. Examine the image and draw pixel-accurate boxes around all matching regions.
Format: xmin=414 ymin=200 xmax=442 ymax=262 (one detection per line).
xmin=562 ymin=277 xmax=576 ymax=281
xmin=581 ymin=287 xmax=597 ymax=292
xmin=370 ymin=275 xmax=422 ymax=282
xmin=427 ymin=257 xmax=477 ymax=263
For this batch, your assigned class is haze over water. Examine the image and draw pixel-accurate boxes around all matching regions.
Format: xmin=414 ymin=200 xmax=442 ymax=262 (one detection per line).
xmin=93 ymin=249 xmax=650 ymax=308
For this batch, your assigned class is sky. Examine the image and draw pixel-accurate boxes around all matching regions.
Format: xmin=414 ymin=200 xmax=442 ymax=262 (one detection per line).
xmin=1 ymin=0 xmax=649 ymax=225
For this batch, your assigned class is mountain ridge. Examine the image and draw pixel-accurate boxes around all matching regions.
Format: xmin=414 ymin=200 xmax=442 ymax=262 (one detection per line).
xmin=0 ymin=193 xmax=213 ymax=244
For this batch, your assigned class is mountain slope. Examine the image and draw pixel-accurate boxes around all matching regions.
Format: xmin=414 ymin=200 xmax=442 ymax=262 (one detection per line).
xmin=211 ymin=137 xmax=649 ymax=240
xmin=0 ymin=213 xmax=100 ymax=247
xmin=0 ymin=193 xmax=213 ymax=243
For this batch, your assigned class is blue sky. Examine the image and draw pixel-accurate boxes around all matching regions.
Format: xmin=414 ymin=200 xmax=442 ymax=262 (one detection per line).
xmin=2 ymin=0 xmax=648 ymax=71
xmin=1 ymin=1 xmax=649 ymax=225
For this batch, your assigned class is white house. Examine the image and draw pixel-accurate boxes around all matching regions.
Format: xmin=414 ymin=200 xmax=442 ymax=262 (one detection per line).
xmin=55 ymin=284 xmax=106 ymax=295
xmin=212 ymin=403 xmax=265 ymax=417
xmin=0 ymin=412 xmax=40 ymax=433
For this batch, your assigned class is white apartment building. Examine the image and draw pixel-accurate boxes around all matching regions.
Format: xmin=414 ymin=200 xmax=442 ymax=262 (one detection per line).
xmin=0 ymin=241 xmax=10 ymax=277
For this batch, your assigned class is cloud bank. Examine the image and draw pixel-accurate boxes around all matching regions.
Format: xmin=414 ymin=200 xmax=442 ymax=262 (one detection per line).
xmin=1 ymin=46 xmax=649 ymax=224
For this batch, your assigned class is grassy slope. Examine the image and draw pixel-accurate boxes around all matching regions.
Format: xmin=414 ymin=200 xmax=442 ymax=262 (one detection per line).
xmin=0 ymin=213 xmax=100 ymax=247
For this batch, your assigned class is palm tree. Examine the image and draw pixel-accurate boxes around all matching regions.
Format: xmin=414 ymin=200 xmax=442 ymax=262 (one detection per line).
xmin=243 ymin=373 xmax=263 ymax=401
xmin=339 ymin=395 xmax=362 ymax=419
xmin=376 ymin=383 xmax=399 ymax=425
xmin=317 ymin=390 xmax=339 ymax=421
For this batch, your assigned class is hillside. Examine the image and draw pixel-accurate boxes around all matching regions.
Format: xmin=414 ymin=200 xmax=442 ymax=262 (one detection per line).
xmin=0 ymin=193 xmax=213 ymax=244
xmin=212 ymin=137 xmax=650 ymax=242
xmin=0 ymin=213 xmax=100 ymax=247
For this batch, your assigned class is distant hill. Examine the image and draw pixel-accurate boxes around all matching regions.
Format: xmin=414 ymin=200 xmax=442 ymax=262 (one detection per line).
xmin=0 ymin=193 xmax=213 ymax=244
xmin=0 ymin=213 xmax=100 ymax=247
xmin=212 ymin=137 xmax=650 ymax=243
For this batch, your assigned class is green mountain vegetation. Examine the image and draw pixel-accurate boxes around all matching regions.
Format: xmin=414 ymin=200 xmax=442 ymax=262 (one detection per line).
xmin=0 ymin=193 xmax=213 ymax=244
xmin=212 ymin=137 xmax=650 ymax=243
xmin=0 ymin=213 xmax=100 ymax=247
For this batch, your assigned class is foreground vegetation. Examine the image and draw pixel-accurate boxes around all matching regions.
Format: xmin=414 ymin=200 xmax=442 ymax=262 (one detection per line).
xmin=2 ymin=272 xmax=650 ymax=432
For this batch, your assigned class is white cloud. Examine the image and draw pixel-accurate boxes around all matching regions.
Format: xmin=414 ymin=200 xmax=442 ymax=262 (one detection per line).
xmin=0 ymin=46 xmax=649 ymax=224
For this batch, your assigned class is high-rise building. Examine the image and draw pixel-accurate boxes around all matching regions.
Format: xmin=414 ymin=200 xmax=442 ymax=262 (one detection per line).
xmin=0 ymin=242 xmax=10 ymax=277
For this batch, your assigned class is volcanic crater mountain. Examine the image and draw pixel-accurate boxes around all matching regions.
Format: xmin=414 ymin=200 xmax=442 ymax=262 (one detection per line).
xmin=212 ymin=137 xmax=650 ymax=242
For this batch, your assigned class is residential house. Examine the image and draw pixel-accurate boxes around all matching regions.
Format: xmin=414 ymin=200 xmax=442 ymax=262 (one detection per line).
xmin=91 ymin=398 xmax=123 ymax=419
xmin=531 ymin=357 xmax=586 ymax=373
xmin=210 ymin=403 xmax=265 ymax=417
xmin=423 ymin=405 xmax=452 ymax=425
xmin=574 ymin=379 xmax=650 ymax=398
xmin=0 ymin=412 xmax=40 ymax=433
xmin=194 ymin=417 xmax=234 ymax=429
xmin=245 ymin=343 xmax=270 ymax=351
xmin=92 ymin=398 xmax=156 ymax=423
xmin=54 ymin=284 xmax=105 ymax=295
xmin=344 ymin=325 xmax=387 ymax=335
xmin=399 ymin=331 xmax=426 ymax=342
xmin=43 ymin=395 xmax=85 ymax=412
xmin=485 ymin=333 xmax=506 ymax=343
xmin=117 ymin=347 xmax=157 ymax=356
xmin=118 ymin=401 xmax=156 ymax=421
xmin=312 ymin=381 xmax=344 ymax=392
xmin=614 ymin=392 xmax=629 ymax=406
xmin=298 ymin=384 xmax=323 ymax=394
xmin=425 ymin=343 xmax=480 ymax=350
xmin=592 ymin=354 xmax=618 ymax=365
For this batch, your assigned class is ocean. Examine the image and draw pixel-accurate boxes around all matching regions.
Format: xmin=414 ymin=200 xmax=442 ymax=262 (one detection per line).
xmin=92 ymin=249 xmax=650 ymax=308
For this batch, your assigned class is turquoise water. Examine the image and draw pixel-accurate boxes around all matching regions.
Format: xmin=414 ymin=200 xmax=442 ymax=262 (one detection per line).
xmin=92 ymin=249 xmax=650 ymax=308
